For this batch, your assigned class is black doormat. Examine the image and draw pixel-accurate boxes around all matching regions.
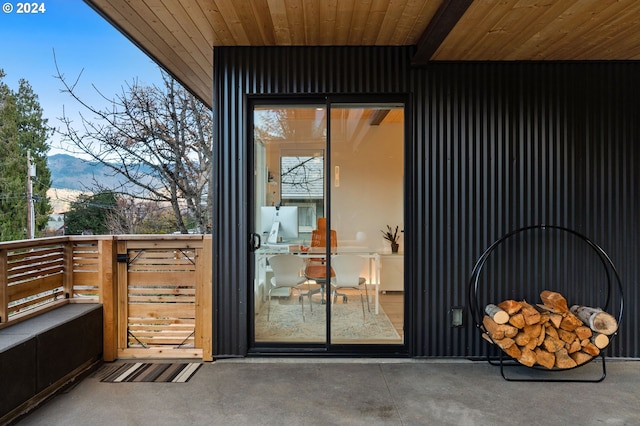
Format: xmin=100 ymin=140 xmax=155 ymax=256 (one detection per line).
xmin=99 ymin=362 xmax=202 ymax=383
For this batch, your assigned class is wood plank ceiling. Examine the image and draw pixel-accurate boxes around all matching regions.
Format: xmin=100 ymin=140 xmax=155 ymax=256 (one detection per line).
xmin=85 ymin=0 xmax=640 ymax=107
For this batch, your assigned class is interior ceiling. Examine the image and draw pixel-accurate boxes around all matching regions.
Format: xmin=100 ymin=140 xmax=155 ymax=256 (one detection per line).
xmin=85 ymin=0 xmax=640 ymax=108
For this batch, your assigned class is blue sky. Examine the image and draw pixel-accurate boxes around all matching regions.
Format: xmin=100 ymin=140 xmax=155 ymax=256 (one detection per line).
xmin=1 ymin=0 xmax=163 ymax=155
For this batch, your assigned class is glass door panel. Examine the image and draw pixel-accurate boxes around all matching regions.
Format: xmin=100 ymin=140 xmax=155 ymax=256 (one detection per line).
xmin=329 ymin=104 xmax=405 ymax=344
xmin=252 ymin=102 xmax=405 ymax=348
xmin=253 ymin=105 xmax=328 ymax=344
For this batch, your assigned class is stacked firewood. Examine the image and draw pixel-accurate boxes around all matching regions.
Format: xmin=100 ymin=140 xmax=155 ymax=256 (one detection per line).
xmin=482 ymin=290 xmax=618 ymax=369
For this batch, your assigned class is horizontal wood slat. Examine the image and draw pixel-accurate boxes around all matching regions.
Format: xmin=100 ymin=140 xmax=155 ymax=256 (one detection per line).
xmin=9 ymin=289 xmax=65 ymax=312
xmin=128 ymin=296 xmax=196 ymax=303
xmin=72 ymin=257 xmax=99 ymax=266
xmin=127 ymin=272 xmax=196 ymax=285
xmin=72 ymin=273 xmax=99 ymax=286
xmin=118 ymin=348 xmax=202 ymax=359
xmin=129 ymin=323 xmax=195 ymax=330
xmin=128 ymin=327 xmax=194 ymax=335
xmin=7 ymin=246 xmax=64 ymax=261
xmin=128 ymin=336 xmax=194 ymax=346
xmin=7 ymin=274 xmax=64 ymax=302
xmin=7 ymin=252 xmax=64 ymax=270
xmin=127 ymin=303 xmax=195 ymax=319
xmin=7 ymin=265 xmax=64 ymax=285
xmin=123 ymin=240 xmax=203 ymax=249
xmin=72 ymin=289 xmax=100 ymax=299
xmin=127 ymin=287 xmax=194 ymax=295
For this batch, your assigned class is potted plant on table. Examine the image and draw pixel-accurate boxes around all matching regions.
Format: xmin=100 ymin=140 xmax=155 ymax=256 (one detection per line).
xmin=381 ymin=225 xmax=400 ymax=253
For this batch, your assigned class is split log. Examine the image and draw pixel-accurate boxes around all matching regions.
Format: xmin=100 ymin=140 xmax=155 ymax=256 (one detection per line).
xmin=570 ymin=305 xmax=618 ymax=335
xmin=570 ymin=351 xmax=593 ymax=366
xmin=483 ymin=315 xmax=518 ymax=340
xmin=559 ymin=311 xmax=583 ymax=331
xmin=558 ymin=328 xmax=577 ymax=344
xmin=508 ymin=312 xmax=525 ymax=329
xmin=554 ymin=348 xmax=577 ymax=369
xmin=523 ymin=323 xmax=541 ymax=339
xmin=534 ymin=347 xmax=555 ymax=370
xmin=520 ymin=301 xmax=541 ymax=325
xmin=485 ymin=304 xmax=510 ymax=324
xmin=581 ymin=341 xmax=601 ymax=357
xmin=544 ymin=324 xmax=559 ymax=340
xmin=536 ymin=305 xmax=567 ymax=327
xmin=543 ymin=335 xmax=565 ymax=353
xmin=591 ymin=333 xmax=610 ymax=349
xmin=537 ymin=311 xmax=550 ymax=325
xmin=548 ymin=312 xmax=563 ymax=329
xmin=497 ymin=299 xmax=522 ymax=315
xmin=540 ymin=290 xmax=569 ymax=313
xmin=485 ymin=333 xmax=522 ymax=361
xmin=534 ymin=325 xmax=546 ymax=347
xmin=524 ymin=335 xmax=539 ymax=351
xmin=514 ymin=332 xmax=531 ymax=347
xmin=536 ymin=312 xmax=564 ymax=328
xmin=566 ymin=339 xmax=581 ymax=354
xmin=519 ymin=347 xmax=537 ymax=367
xmin=574 ymin=326 xmax=593 ymax=340
xmin=493 ymin=337 xmax=515 ymax=349
xmin=497 ymin=339 xmax=522 ymax=360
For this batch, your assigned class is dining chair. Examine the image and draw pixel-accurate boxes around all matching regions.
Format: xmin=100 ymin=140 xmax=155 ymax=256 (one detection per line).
xmin=304 ymin=218 xmax=337 ymax=306
xmin=268 ymin=254 xmax=308 ymax=321
xmin=330 ymin=254 xmax=370 ymax=321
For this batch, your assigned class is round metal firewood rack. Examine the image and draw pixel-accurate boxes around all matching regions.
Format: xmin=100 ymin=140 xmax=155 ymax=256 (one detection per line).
xmin=467 ymin=224 xmax=624 ymax=382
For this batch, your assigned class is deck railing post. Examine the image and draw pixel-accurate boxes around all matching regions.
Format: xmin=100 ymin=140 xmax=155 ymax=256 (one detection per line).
xmin=63 ymin=240 xmax=74 ymax=299
xmin=196 ymin=235 xmax=213 ymax=361
xmin=100 ymin=238 xmax=118 ymax=361
xmin=116 ymin=239 xmax=129 ymax=356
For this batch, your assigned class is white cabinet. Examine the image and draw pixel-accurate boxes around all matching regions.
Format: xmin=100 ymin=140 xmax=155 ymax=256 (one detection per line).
xmin=379 ymin=254 xmax=404 ymax=292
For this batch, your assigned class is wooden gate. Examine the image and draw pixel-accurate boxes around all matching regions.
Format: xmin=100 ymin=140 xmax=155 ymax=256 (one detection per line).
xmin=116 ymin=237 xmax=211 ymax=360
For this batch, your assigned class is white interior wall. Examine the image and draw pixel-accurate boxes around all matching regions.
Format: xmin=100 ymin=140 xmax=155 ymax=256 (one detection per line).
xmin=331 ymin=122 xmax=404 ymax=253
xmin=262 ymin=117 xmax=404 ymax=253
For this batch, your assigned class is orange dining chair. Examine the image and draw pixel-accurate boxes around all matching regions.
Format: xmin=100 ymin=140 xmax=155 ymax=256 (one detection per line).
xmin=304 ymin=218 xmax=336 ymax=305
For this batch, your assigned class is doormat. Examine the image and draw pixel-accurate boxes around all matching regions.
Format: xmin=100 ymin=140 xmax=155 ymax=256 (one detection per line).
xmin=99 ymin=362 xmax=202 ymax=383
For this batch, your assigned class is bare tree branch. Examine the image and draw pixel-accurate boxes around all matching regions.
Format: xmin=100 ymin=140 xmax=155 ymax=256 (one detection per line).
xmin=54 ymin=55 xmax=213 ymax=233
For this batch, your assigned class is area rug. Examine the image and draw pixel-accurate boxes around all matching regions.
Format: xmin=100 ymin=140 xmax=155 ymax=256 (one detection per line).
xmin=255 ymin=296 xmax=402 ymax=343
xmin=99 ymin=362 xmax=202 ymax=383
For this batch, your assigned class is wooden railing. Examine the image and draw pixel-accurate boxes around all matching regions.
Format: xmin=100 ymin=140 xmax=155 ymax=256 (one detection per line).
xmin=0 ymin=235 xmax=212 ymax=361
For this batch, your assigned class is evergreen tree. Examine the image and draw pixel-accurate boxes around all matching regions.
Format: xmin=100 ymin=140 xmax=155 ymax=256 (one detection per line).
xmin=0 ymin=70 xmax=26 ymax=240
xmin=65 ymin=191 xmax=118 ymax=235
xmin=0 ymin=70 xmax=52 ymax=241
xmin=15 ymin=78 xmax=53 ymax=234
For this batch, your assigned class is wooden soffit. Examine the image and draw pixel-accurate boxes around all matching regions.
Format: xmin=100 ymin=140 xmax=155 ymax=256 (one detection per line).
xmin=84 ymin=0 xmax=640 ymax=108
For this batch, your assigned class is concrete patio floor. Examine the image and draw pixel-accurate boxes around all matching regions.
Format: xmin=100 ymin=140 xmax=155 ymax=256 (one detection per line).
xmin=15 ymin=358 xmax=640 ymax=426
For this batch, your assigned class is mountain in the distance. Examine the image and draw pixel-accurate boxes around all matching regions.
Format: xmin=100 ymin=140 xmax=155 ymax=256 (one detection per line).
xmin=47 ymin=153 xmax=154 ymax=191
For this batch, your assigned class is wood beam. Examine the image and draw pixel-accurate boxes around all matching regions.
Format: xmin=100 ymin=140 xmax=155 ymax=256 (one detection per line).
xmin=412 ymin=0 xmax=474 ymax=65
xmin=370 ymin=110 xmax=390 ymax=126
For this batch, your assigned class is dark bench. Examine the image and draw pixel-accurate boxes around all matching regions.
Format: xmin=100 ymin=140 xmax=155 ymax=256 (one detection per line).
xmin=0 ymin=303 xmax=103 ymax=422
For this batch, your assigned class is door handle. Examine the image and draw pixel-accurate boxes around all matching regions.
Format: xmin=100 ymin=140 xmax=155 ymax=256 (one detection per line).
xmin=249 ymin=232 xmax=261 ymax=251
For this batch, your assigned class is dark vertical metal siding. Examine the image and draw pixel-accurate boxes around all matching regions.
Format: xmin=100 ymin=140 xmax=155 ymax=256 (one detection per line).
xmin=212 ymin=46 xmax=412 ymax=356
xmin=411 ymin=61 xmax=638 ymax=357
xmin=213 ymin=45 xmax=639 ymax=358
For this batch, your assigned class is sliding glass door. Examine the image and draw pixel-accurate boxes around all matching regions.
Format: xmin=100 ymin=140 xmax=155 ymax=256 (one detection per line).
xmin=252 ymin=103 xmax=329 ymax=344
xmin=328 ymin=104 xmax=404 ymax=344
xmin=251 ymin=100 xmax=405 ymax=350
